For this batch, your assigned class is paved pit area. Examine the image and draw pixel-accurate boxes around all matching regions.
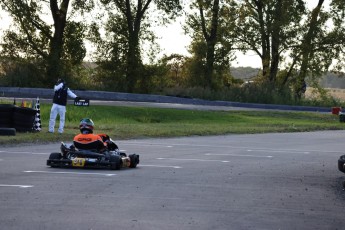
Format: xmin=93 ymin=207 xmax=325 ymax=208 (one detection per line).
xmin=0 ymin=131 xmax=345 ymax=230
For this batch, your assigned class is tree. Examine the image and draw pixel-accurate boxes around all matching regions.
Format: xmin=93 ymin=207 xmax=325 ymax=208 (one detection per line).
xmin=159 ymin=53 xmax=187 ymax=87
xmin=185 ymin=0 xmax=234 ymax=89
xmin=231 ymin=0 xmax=306 ymax=84
xmin=0 ymin=0 xmax=90 ymax=85
xmin=231 ymin=0 xmax=345 ymax=99
xmin=285 ymin=0 xmax=325 ymax=98
xmin=197 ymin=0 xmax=219 ymax=89
xmin=92 ymin=0 xmax=182 ymax=92
xmin=290 ymin=0 xmax=345 ymax=97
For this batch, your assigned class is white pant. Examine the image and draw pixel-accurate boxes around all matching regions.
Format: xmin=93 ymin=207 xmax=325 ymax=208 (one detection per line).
xmin=49 ymin=103 xmax=67 ymax=133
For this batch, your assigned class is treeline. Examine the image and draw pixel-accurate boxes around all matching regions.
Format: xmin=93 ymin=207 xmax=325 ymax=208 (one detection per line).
xmin=0 ymin=0 xmax=344 ymax=104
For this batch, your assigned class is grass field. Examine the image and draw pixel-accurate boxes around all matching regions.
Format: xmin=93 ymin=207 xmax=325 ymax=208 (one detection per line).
xmin=0 ymin=101 xmax=344 ymax=146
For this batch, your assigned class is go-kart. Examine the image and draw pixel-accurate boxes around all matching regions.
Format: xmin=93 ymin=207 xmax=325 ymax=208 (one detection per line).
xmin=47 ymin=142 xmax=139 ymax=170
xmin=338 ymin=155 xmax=345 ymax=188
xmin=338 ymin=155 xmax=345 ymax=174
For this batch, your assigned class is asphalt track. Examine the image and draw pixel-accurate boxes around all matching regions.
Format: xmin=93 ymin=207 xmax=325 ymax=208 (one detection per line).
xmin=1 ymin=131 xmax=345 ymax=230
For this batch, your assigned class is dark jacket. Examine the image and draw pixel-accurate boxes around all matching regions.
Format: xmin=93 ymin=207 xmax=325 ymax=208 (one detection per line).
xmin=52 ymin=83 xmax=77 ymax=106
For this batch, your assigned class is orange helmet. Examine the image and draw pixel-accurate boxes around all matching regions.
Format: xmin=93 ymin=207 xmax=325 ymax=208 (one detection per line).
xmin=79 ymin=118 xmax=94 ymax=134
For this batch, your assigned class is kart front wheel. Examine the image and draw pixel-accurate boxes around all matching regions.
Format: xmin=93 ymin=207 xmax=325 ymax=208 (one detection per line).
xmin=129 ymin=154 xmax=139 ymax=168
xmin=338 ymin=155 xmax=345 ymax=174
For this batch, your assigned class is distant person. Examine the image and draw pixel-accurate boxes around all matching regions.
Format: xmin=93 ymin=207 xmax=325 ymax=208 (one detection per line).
xmin=297 ymin=80 xmax=307 ymax=99
xmin=301 ymin=80 xmax=307 ymax=94
xmin=49 ymin=79 xmax=79 ymax=134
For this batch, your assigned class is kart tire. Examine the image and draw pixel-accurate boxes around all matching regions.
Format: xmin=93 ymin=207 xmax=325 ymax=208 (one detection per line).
xmin=129 ymin=154 xmax=139 ymax=168
xmin=49 ymin=152 xmax=62 ymax=160
xmin=48 ymin=152 xmax=62 ymax=168
xmin=338 ymin=155 xmax=345 ymax=174
xmin=0 ymin=105 xmax=14 ymax=128
xmin=109 ymin=155 xmax=121 ymax=170
xmin=0 ymin=111 xmax=13 ymax=127
xmin=0 ymin=128 xmax=16 ymax=136
xmin=13 ymin=107 xmax=36 ymax=132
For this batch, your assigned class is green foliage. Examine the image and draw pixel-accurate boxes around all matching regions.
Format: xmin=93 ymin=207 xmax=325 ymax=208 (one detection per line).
xmin=228 ymin=0 xmax=345 ymax=95
xmin=153 ymin=54 xmax=188 ymax=89
xmin=71 ymin=0 xmax=95 ymax=13
xmin=87 ymin=11 xmax=133 ymax=91
xmin=231 ymin=0 xmax=307 ymax=82
xmin=161 ymin=82 xmax=295 ymax=105
xmin=155 ymin=0 xmax=182 ymax=17
xmin=63 ymin=22 xmax=87 ymax=65
xmin=184 ymin=40 xmax=207 ymax=87
xmin=89 ymin=0 xmax=183 ymax=92
xmin=0 ymin=0 xmax=90 ymax=86
xmin=185 ymin=0 xmax=234 ymax=89
xmin=0 ymin=57 xmax=46 ymax=87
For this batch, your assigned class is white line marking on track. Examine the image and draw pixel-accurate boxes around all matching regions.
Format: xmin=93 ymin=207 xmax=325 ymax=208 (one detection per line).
xmin=23 ymin=171 xmax=116 ymax=176
xmin=156 ymin=158 xmax=229 ymax=163
xmin=140 ymin=164 xmax=182 ymax=169
xmin=0 ymin=151 xmax=49 ymax=154
xmin=0 ymin=184 xmax=33 ymax=188
xmin=247 ymin=149 xmax=310 ymax=154
xmin=122 ymin=142 xmax=336 ymax=154
xmin=6 ymin=151 xmax=36 ymax=154
xmin=122 ymin=143 xmax=173 ymax=148
xmin=205 ymin=153 xmax=273 ymax=158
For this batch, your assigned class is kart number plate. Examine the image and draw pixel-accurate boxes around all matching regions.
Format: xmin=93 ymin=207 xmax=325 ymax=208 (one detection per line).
xmin=72 ymin=158 xmax=85 ymax=167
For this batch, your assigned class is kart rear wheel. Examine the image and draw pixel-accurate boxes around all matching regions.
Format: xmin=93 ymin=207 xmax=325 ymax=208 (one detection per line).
xmin=129 ymin=154 xmax=139 ymax=168
xmin=49 ymin=152 xmax=62 ymax=160
xmin=109 ymin=155 xmax=121 ymax=170
xmin=48 ymin=152 xmax=62 ymax=168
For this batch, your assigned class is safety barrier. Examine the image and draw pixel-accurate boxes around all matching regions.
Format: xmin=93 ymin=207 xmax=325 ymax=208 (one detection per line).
xmin=0 ymin=104 xmax=36 ymax=133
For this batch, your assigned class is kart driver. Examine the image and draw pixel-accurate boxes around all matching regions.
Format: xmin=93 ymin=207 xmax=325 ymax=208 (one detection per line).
xmin=73 ymin=118 xmax=118 ymax=152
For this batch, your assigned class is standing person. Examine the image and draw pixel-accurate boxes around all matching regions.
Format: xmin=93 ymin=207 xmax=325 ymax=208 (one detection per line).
xmin=49 ymin=79 xmax=79 ymax=133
